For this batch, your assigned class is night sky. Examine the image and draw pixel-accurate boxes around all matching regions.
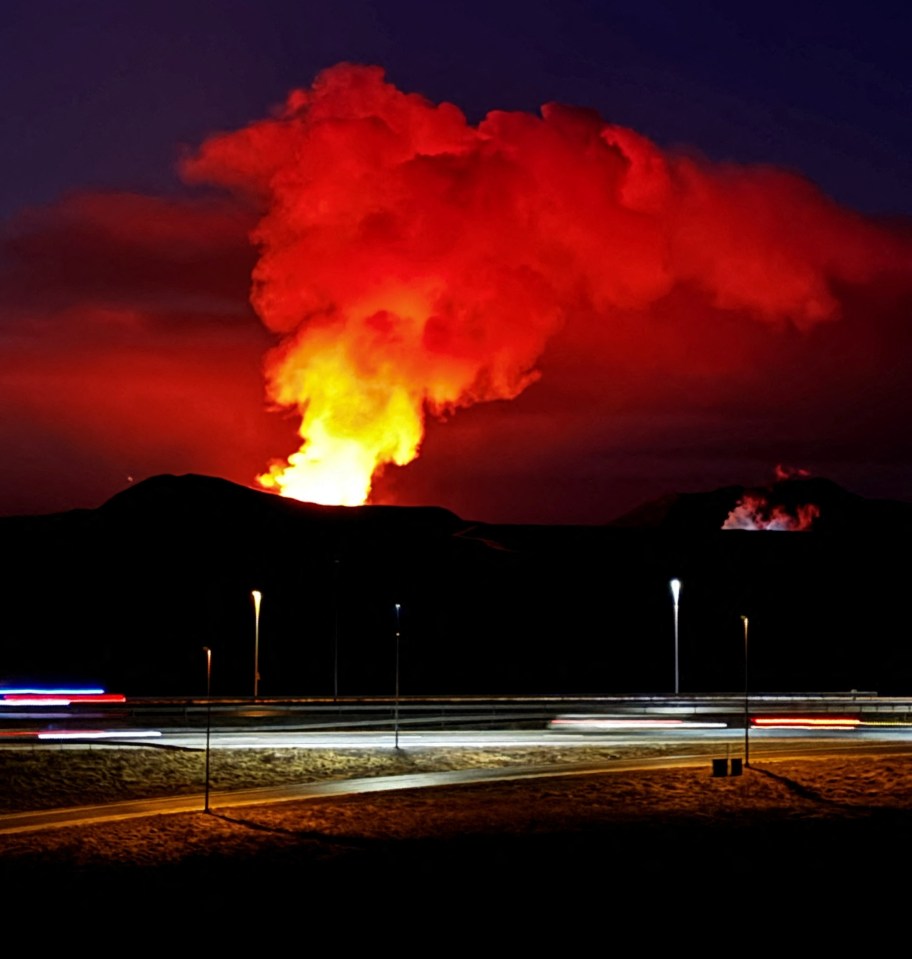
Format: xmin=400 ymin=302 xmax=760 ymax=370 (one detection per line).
xmin=2 ymin=1 xmax=911 ymax=523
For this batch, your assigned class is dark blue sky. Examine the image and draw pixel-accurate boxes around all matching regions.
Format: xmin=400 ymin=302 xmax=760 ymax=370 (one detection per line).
xmin=4 ymin=0 xmax=910 ymax=218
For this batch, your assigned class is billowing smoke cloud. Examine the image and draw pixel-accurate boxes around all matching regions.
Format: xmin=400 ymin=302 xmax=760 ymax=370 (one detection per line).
xmin=180 ymin=63 xmax=912 ymax=507
xmin=3 ymin=64 xmax=911 ymax=522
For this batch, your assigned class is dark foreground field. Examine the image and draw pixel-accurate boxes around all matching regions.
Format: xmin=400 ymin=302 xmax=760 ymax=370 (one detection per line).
xmin=2 ymin=745 xmax=911 ymax=940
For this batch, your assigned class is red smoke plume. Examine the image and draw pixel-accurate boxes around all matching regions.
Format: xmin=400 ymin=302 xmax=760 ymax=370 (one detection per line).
xmin=723 ymin=495 xmax=820 ymax=531
xmin=723 ymin=467 xmax=820 ymax=530
xmin=774 ymin=464 xmax=812 ymax=482
xmin=168 ymin=65 xmax=911 ymax=506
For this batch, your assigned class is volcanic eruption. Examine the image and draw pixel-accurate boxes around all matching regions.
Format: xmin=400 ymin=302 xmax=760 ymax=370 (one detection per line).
xmin=723 ymin=466 xmax=821 ymax=530
xmin=179 ymin=63 xmax=912 ymax=508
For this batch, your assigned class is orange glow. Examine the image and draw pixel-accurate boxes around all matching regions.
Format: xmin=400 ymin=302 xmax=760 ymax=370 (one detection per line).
xmin=256 ymin=352 xmax=426 ymax=504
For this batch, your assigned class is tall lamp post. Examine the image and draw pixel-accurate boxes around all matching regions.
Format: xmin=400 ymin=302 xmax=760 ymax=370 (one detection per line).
xmin=394 ymin=603 xmax=401 ymax=749
xmin=333 ymin=558 xmax=341 ymax=702
xmin=741 ymin=615 xmax=750 ymax=767
xmin=251 ymin=589 xmax=262 ymax=700
xmin=203 ymin=646 xmax=212 ymax=813
xmin=670 ymin=578 xmax=681 ymax=695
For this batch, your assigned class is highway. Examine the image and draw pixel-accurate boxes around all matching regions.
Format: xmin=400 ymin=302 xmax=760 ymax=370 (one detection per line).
xmin=4 ymin=690 xmax=911 ymax=740
xmin=33 ymin=722 xmax=912 ymax=751
xmin=3 ymin=693 xmax=912 ymax=834
xmin=4 ymin=691 xmax=912 ymax=757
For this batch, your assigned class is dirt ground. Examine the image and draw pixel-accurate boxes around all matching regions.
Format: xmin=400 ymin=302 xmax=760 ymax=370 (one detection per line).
xmin=2 ymin=743 xmax=911 ymax=940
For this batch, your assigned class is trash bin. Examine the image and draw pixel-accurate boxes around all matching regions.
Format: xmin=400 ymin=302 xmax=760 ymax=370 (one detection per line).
xmin=730 ymin=757 xmax=743 ymax=776
xmin=712 ymin=758 xmax=728 ymax=777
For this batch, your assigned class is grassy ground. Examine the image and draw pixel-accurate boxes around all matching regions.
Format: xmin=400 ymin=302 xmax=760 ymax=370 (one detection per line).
xmin=1 ymin=744 xmax=910 ymax=935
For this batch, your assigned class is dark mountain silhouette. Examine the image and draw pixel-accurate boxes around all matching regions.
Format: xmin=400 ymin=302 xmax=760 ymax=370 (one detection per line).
xmin=608 ymin=476 xmax=912 ymax=534
xmin=2 ymin=473 xmax=910 ymax=696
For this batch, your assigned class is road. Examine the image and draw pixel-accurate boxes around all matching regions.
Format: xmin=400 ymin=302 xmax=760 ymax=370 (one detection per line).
xmin=3 ymin=721 xmax=912 ymax=835
xmin=4 ymin=690 xmax=911 ymax=740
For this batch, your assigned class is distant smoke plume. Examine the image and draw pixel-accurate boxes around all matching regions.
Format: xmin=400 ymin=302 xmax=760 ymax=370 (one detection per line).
xmin=774 ymin=464 xmax=811 ymax=482
xmin=723 ymin=467 xmax=820 ymax=530
xmin=180 ymin=64 xmax=912 ymax=506
xmin=723 ymin=495 xmax=820 ymax=531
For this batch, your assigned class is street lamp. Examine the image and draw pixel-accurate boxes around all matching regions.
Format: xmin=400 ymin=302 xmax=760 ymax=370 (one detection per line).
xmin=394 ymin=603 xmax=401 ymax=749
xmin=741 ymin=615 xmax=750 ymax=767
xmin=251 ymin=589 xmax=262 ymax=700
xmin=670 ymin=578 xmax=681 ymax=695
xmin=333 ymin=558 xmax=341 ymax=702
xmin=203 ymin=646 xmax=212 ymax=813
